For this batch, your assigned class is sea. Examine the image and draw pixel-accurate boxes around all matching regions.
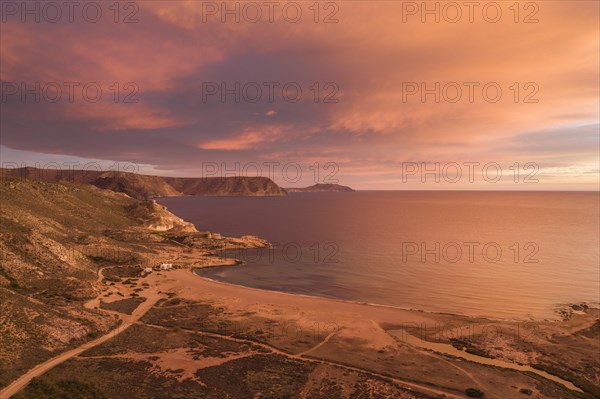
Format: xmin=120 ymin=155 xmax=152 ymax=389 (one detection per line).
xmin=157 ymin=191 xmax=600 ymax=319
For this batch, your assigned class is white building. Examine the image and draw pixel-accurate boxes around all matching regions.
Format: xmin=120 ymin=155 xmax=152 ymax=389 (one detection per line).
xmin=159 ymin=263 xmax=173 ymax=270
xmin=143 ymin=267 xmax=153 ymax=273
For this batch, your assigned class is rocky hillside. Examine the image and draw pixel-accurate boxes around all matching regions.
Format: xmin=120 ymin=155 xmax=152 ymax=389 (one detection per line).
xmin=286 ymin=183 xmax=355 ymax=192
xmin=0 ymin=167 xmax=178 ymax=199
xmin=0 ymin=177 xmax=197 ymax=387
xmin=0 ymin=168 xmax=287 ymax=200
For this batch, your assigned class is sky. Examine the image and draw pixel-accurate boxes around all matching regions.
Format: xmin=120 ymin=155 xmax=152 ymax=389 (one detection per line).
xmin=1 ymin=1 xmax=598 ymax=190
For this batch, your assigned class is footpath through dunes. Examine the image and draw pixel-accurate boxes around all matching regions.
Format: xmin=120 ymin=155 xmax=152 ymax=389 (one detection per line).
xmin=0 ymin=167 xmax=287 ymax=199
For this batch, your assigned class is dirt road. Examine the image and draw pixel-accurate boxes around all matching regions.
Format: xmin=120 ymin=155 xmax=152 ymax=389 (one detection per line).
xmin=0 ymin=284 xmax=164 ymax=399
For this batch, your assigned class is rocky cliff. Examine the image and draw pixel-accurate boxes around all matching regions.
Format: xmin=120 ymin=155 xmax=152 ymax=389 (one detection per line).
xmin=164 ymin=176 xmax=287 ymax=197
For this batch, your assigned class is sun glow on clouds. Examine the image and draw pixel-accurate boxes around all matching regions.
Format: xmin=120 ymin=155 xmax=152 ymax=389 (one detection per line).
xmin=198 ymin=127 xmax=284 ymax=151
xmin=0 ymin=1 xmax=598 ymax=189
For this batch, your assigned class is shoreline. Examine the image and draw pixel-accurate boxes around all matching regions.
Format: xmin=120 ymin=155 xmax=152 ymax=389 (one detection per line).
xmin=155 ymin=195 xmax=597 ymax=323
xmin=160 ymin=268 xmax=597 ymax=395
xmin=4 ymin=265 xmax=595 ymax=398
xmin=150 ymin=201 xmax=598 ymax=396
xmin=156 ymin=197 xmax=600 ymax=322
xmin=155 ymin=197 xmax=600 ymax=322
xmin=193 ymin=267 xmax=506 ymax=322
xmin=172 ymin=267 xmax=473 ymax=326
xmin=193 ymin=265 xmax=597 ymax=323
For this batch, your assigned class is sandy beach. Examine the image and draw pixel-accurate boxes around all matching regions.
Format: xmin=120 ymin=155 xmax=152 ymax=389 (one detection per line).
xmin=3 ymin=250 xmax=598 ymax=399
xmin=94 ymin=265 xmax=598 ymax=398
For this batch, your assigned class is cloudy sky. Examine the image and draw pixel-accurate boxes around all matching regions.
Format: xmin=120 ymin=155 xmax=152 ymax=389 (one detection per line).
xmin=1 ymin=1 xmax=598 ymax=189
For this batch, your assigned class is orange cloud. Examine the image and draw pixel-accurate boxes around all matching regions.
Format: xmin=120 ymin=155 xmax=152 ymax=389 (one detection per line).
xmin=197 ymin=126 xmax=284 ymax=151
xmin=0 ymin=0 xmax=597 ymax=189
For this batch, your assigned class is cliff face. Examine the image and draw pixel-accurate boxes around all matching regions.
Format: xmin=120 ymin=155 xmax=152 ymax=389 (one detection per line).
xmin=0 ymin=168 xmax=287 ymax=200
xmin=286 ymin=183 xmax=355 ymax=192
xmin=164 ymin=176 xmax=287 ymax=197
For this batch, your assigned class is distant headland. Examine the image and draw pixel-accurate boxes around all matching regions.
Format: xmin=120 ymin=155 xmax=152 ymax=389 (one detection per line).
xmin=285 ymin=183 xmax=355 ymax=192
xmin=0 ymin=167 xmax=287 ymax=199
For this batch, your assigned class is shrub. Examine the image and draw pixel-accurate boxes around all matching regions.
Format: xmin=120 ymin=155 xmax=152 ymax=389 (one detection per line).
xmin=465 ymin=388 xmax=485 ymax=398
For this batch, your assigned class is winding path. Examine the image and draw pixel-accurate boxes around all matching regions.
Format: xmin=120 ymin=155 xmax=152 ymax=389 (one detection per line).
xmin=142 ymin=322 xmax=465 ymax=399
xmin=1 ymin=291 xmax=462 ymax=399
xmin=296 ymin=329 xmax=338 ymax=357
xmin=1 ymin=265 xmax=583 ymax=399
xmin=0 ymin=276 xmax=165 ymax=399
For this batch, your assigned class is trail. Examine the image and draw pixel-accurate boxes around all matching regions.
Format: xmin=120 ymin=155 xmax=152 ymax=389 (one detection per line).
xmin=142 ymin=322 xmax=465 ymax=399
xmin=296 ymin=329 xmax=338 ymax=357
xmin=387 ymin=329 xmax=582 ymax=394
xmin=0 ymin=278 xmax=165 ymax=399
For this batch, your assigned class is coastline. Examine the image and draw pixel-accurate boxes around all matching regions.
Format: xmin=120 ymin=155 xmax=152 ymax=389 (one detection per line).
xmin=87 ymin=200 xmax=595 ymax=398
xmin=157 ymin=194 xmax=600 ymax=324
xmin=156 ymin=267 xmax=595 ymax=395
xmin=4 ymin=262 xmax=595 ymax=399
xmin=154 ymin=195 xmax=599 ymax=323
xmin=157 ymin=198 xmax=525 ymax=322
xmin=193 ymin=264 xmax=597 ymax=323
xmin=193 ymin=266 xmax=510 ymax=322
xmin=181 ymin=265 xmax=597 ymax=341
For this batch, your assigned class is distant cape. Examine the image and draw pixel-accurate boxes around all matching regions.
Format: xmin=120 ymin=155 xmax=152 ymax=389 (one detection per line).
xmin=285 ymin=183 xmax=355 ymax=192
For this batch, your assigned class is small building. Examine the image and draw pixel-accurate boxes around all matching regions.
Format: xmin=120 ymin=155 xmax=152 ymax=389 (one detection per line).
xmin=159 ymin=263 xmax=173 ymax=270
xmin=143 ymin=267 xmax=153 ymax=273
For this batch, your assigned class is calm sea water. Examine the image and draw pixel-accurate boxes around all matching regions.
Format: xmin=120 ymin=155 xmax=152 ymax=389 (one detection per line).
xmin=158 ymin=192 xmax=599 ymax=319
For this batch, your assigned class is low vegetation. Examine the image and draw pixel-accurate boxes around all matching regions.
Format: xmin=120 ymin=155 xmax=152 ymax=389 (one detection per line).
xmin=99 ymin=297 xmax=146 ymax=315
xmin=465 ymin=387 xmax=485 ymax=397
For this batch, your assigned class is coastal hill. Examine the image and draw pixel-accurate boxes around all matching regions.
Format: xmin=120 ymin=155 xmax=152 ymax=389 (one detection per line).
xmin=286 ymin=183 xmax=355 ymax=192
xmin=0 ymin=177 xmax=173 ymax=386
xmin=0 ymin=167 xmax=287 ymax=200
xmin=0 ymin=177 xmax=264 ymax=388
xmin=163 ymin=176 xmax=286 ymax=197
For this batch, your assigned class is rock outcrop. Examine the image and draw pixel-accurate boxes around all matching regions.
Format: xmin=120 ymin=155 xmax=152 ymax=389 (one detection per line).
xmin=126 ymin=200 xmax=198 ymax=232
